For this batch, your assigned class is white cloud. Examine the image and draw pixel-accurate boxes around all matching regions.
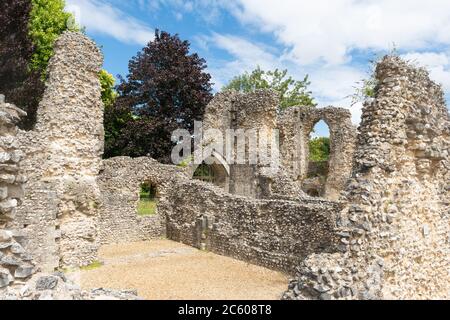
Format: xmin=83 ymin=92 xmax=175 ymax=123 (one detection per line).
xmin=66 ymin=0 xmax=154 ymax=45
xmin=205 ymin=32 xmax=366 ymax=123
xmin=228 ymin=0 xmax=450 ymax=66
xmin=66 ymin=0 xmax=450 ymax=125
xmin=211 ymin=33 xmax=279 ymax=68
xmin=308 ymin=65 xmax=364 ymax=103
xmin=138 ymin=0 xmax=231 ymax=24
xmin=401 ymin=52 xmax=449 ymax=68
xmin=401 ymin=52 xmax=450 ymax=92
xmin=205 ymin=0 xmax=450 ymax=122
xmin=307 ymin=65 xmax=365 ymax=124
xmin=205 ymin=33 xmax=281 ymax=90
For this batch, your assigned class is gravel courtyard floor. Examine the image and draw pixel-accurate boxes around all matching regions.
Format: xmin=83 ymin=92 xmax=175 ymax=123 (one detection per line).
xmin=72 ymin=240 xmax=289 ymax=300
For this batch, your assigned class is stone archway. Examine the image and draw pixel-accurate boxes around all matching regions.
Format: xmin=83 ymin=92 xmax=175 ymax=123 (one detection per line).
xmin=279 ymin=107 xmax=357 ymax=200
xmin=303 ymin=119 xmax=330 ymax=197
xmin=300 ymin=108 xmax=357 ymax=200
xmin=191 ymin=151 xmax=230 ymax=192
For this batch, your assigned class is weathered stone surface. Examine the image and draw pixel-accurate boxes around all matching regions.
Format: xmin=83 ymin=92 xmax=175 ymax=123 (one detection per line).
xmin=198 ymin=90 xmax=288 ymax=199
xmin=0 ymin=97 xmax=36 ymax=292
xmin=99 ymin=157 xmax=341 ymax=274
xmin=14 ymin=266 xmax=34 ymax=279
xmin=195 ymin=89 xmax=357 ymax=201
xmin=35 ymin=276 xmax=59 ymax=291
xmin=98 ymin=157 xmax=188 ymax=244
xmin=14 ymin=32 xmax=104 ymax=271
xmin=285 ymin=56 xmax=450 ymax=300
xmin=1 ymin=30 xmax=447 ymax=301
xmin=0 ymin=272 xmax=140 ymax=300
xmin=279 ymin=106 xmax=357 ymax=200
xmin=0 ymin=230 xmax=11 ymax=242
xmin=0 ymin=268 xmax=12 ymax=288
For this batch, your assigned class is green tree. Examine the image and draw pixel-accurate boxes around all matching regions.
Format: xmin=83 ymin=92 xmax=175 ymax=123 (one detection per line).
xmin=309 ymin=137 xmax=330 ymax=162
xmin=100 ymin=69 xmax=123 ymax=154
xmin=104 ymin=30 xmax=213 ymax=162
xmin=223 ymin=66 xmax=316 ymax=109
xmin=0 ymin=0 xmax=45 ymax=130
xmin=29 ymin=0 xmax=80 ymax=75
xmin=0 ymin=0 xmax=79 ymax=129
xmin=99 ymin=70 xmax=118 ymax=108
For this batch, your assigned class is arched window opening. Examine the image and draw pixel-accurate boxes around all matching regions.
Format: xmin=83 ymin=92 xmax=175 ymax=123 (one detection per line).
xmin=193 ymin=163 xmax=217 ymax=184
xmin=304 ymin=120 xmax=330 ymax=197
xmin=193 ymin=161 xmax=229 ymax=191
xmin=138 ymin=182 xmax=158 ymax=216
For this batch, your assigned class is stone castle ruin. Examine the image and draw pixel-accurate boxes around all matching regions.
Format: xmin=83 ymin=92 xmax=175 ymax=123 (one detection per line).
xmin=0 ymin=32 xmax=448 ymax=300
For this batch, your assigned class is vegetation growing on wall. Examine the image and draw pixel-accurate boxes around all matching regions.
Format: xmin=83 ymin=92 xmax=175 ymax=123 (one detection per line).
xmin=350 ymin=49 xmax=398 ymax=105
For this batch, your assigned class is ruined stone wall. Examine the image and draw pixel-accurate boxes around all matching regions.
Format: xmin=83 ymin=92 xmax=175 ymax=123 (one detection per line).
xmin=0 ymin=97 xmax=35 ymax=288
xmin=96 ymin=155 xmax=340 ymax=275
xmin=98 ymin=157 xmax=188 ymax=244
xmin=201 ymin=90 xmax=355 ymax=201
xmin=285 ymin=56 xmax=450 ymax=300
xmin=279 ymin=107 xmax=357 ymax=200
xmin=165 ymin=179 xmax=341 ymax=274
xmin=0 ymin=98 xmax=139 ymax=301
xmin=201 ymin=90 xmax=305 ymax=200
xmin=14 ymin=32 xmax=104 ymax=271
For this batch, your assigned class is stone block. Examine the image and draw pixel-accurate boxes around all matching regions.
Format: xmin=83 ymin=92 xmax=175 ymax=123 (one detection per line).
xmin=0 ymin=268 xmax=12 ymax=288
xmin=14 ymin=265 xmax=35 ymax=279
xmin=36 ymin=276 xmax=59 ymax=291
xmin=1 ymin=254 xmax=21 ymax=266
xmin=0 ymin=230 xmax=12 ymax=242
xmin=0 ymin=187 xmax=8 ymax=200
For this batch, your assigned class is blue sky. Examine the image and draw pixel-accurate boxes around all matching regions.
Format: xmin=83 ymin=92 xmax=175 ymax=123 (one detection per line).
xmin=66 ymin=0 xmax=450 ymax=137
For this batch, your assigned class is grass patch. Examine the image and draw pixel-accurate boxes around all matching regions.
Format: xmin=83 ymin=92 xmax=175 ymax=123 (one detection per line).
xmin=80 ymin=260 xmax=103 ymax=271
xmin=138 ymin=199 xmax=157 ymax=216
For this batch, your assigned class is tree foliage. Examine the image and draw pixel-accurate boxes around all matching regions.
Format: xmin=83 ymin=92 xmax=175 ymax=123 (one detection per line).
xmin=29 ymin=0 xmax=79 ymax=75
xmin=309 ymin=137 xmax=330 ymax=162
xmin=0 ymin=0 xmax=45 ymax=130
xmin=99 ymin=69 xmax=117 ymax=109
xmin=104 ymin=30 xmax=213 ymax=162
xmin=223 ymin=66 xmax=316 ymax=109
xmin=0 ymin=0 xmax=78 ymax=129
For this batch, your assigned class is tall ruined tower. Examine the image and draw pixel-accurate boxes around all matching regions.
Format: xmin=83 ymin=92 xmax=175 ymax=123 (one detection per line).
xmin=286 ymin=56 xmax=450 ymax=300
xmin=14 ymin=32 xmax=105 ymax=271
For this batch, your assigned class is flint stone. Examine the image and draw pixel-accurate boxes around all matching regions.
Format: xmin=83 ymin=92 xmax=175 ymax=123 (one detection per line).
xmin=14 ymin=266 xmax=34 ymax=279
xmin=1 ymin=255 xmax=21 ymax=266
xmin=10 ymin=243 xmax=25 ymax=254
xmin=0 ymin=187 xmax=8 ymax=200
xmin=0 ymin=242 xmax=12 ymax=249
xmin=36 ymin=276 xmax=59 ymax=290
xmin=0 ymin=268 xmax=12 ymax=288
xmin=0 ymin=230 xmax=12 ymax=242
xmin=52 ymin=271 xmax=67 ymax=282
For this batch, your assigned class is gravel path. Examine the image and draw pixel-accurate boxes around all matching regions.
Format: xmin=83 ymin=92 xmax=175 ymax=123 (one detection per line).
xmin=72 ymin=240 xmax=288 ymax=300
